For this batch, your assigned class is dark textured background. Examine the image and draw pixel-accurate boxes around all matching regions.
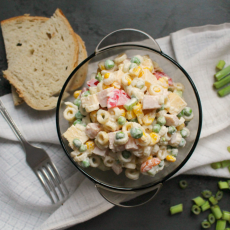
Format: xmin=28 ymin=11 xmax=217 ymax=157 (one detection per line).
xmin=0 ymin=0 xmax=229 ymax=229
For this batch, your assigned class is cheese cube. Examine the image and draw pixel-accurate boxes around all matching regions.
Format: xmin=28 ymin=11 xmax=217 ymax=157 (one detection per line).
xmin=167 ymin=93 xmax=187 ymax=115
xmin=141 ymin=69 xmax=158 ymax=89
xmin=81 ymin=94 xmax=100 ymax=112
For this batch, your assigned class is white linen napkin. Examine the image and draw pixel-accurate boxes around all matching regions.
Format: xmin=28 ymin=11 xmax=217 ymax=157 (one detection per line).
xmin=0 ymin=23 xmax=230 ymax=230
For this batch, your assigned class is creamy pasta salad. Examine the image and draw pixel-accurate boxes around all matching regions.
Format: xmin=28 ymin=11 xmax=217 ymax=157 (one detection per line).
xmin=63 ymin=53 xmax=194 ymax=180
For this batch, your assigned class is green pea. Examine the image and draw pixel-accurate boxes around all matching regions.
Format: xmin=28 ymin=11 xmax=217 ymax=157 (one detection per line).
xmin=152 ymin=124 xmax=161 ymax=133
xmin=116 ymin=131 xmax=125 ymax=139
xmin=122 ymin=150 xmax=131 ymax=159
xmin=168 ymin=126 xmax=177 ymax=134
xmin=73 ymin=138 xmax=82 ymax=148
xmin=131 ymin=56 xmax=141 ymax=65
xmin=180 ymin=129 xmax=188 ymax=138
xmin=177 ymin=110 xmax=184 ymax=118
xmin=174 ymin=90 xmax=183 ymax=97
xmin=135 ymin=80 xmax=145 ymax=89
xmin=130 ymin=127 xmax=143 ymax=139
xmin=183 ymin=107 xmax=192 ymax=116
xmin=82 ymin=90 xmax=91 ymax=97
xmin=129 ymin=118 xmax=138 ymax=123
xmin=129 ymin=63 xmax=138 ymax=69
xmin=81 ymin=158 xmax=90 ymax=168
xmin=104 ymin=60 xmax=115 ymax=69
xmin=117 ymin=116 xmax=126 ymax=125
xmin=179 ymin=138 xmax=186 ymax=147
xmin=73 ymin=119 xmax=82 ymax=125
xmin=157 ymin=116 xmax=166 ymax=126
xmin=74 ymin=98 xmax=81 ymax=107
xmin=75 ymin=111 xmax=84 ymax=119
xmin=95 ymin=72 xmax=103 ymax=82
xmin=79 ymin=144 xmax=87 ymax=152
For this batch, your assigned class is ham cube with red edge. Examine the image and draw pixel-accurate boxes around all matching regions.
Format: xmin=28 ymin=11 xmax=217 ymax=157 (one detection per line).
xmin=92 ymin=146 xmax=107 ymax=156
xmin=142 ymin=95 xmax=161 ymax=110
xmin=96 ymin=87 xmax=114 ymax=107
xmin=107 ymin=89 xmax=130 ymax=109
xmin=112 ymin=163 xmax=122 ymax=175
xmin=155 ymin=71 xmax=173 ymax=86
xmin=87 ymin=79 xmax=99 ymax=87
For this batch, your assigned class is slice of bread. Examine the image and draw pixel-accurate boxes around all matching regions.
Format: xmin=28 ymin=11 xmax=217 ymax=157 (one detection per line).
xmin=1 ymin=9 xmax=81 ymax=110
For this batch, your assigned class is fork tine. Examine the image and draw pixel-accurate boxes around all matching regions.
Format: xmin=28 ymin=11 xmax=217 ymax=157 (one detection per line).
xmin=46 ymin=164 xmax=65 ymax=198
xmin=36 ymin=170 xmax=55 ymax=204
xmin=40 ymin=167 xmax=60 ymax=203
xmin=48 ymin=162 xmax=69 ymax=195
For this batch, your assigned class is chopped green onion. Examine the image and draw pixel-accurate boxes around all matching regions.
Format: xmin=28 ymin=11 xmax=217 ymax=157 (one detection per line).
xmin=215 ymin=65 xmax=230 ymax=81
xmin=209 ymin=196 xmax=218 ymax=205
xmin=81 ymin=90 xmax=91 ymax=97
xmin=179 ymin=180 xmax=188 ymax=189
xmin=221 ymin=160 xmax=230 ymax=168
xmin=211 ymin=205 xmax=222 ymax=219
xmin=218 ymin=181 xmax=229 ymax=190
xmin=218 ymin=85 xmax=230 ymax=97
xmin=215 ymin=191 xmax=223 ymax=201
xmin=211 ymin=162 xmax=222 ymax=169
xmin=73 ymin=119 xmax=83 ymax=126
xmin=213 ymin=75 xmax=230 ymax=89
xmin=124 ymin=98 xmax=138 ymax=111
xmin=202 ymin=190 xmax=212 ymax=199
xmin=201 ymin=201 xmax=211 ymax=212
xmin=170 ymin=204 xmax=183 ymax=215
xmin=95 ymin=72 xmax=103 ymax=82
xmin=129 ymin=118 xmax=138 ymax=123
xmin=201 ymin=219 xmax=211 ymax=229
xmin=222 ymin=211 xmax=230 ymax=221
xmin=191 ymin=205 xmax=201 ymax=215
xmin=228 ymin=166 xmax=230 ymax=173
xmin=215 ymin=220 xmax=226 ymax=230
xmin=193 ymin=196 xmax=206 ymax=206
xmin=174 ymin=90 xmax=183 ymax=97
xmin=216 ymin=60 xmax=226 ymax=70
xmin=227 ymin=146 xmax=230 ymax=153
xmin=225 ymin=228 xmax=230 ymax=230
xmin=208 ymin=213 xmax=216 ymax=224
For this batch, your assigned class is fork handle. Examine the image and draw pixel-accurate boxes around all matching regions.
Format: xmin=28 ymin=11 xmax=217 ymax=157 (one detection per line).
xmin=0 ymin=98 xmax=29 ymax=148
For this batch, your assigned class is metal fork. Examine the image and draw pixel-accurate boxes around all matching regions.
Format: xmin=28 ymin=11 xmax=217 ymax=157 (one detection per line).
xmin=0 ymin=99 xmax=69 ymax=203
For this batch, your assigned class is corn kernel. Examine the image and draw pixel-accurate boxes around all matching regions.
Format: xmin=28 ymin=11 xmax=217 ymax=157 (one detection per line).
xmin=85 ymin=141 xmax=95 ymax=153
xmin=159 ymin=77 xmax=169 ymax=89
xmin=111 ymin=81 xmax=120 ymax=89
xmin=153 ymin=86 xmax=161 ymax=93
xmin=73 ymin=90 xmax=81 ymax=98
xmin=104 ymin=73 xmax=110 ymax=79
xmin=133 ymin=103 xmax=143 ymax=116
xmin=149 ymin=132 xmax=160 ymax=145
xmin=147 ymin=155 xmax=153 ymax=160
xmin=166 ymin=155 xmax=176 ymax=162
xmin=126 ymin=75 xmax=132 ymax=85
xmin=98 ymin=62 xmax=105 ymax=70
xmin=143 ymin=114 xmax=155 ymax=126
xmin=177 ymin=123 xmax=185 ymax=131
xmin=120 ymin=109 xmax=126 ymax=117
xmin=130 ymin=66 xmax=141 ymax=78
xmin=90 ymin=110 xmax=98 ymax=123
xmin=102 ymin=84 xmax=111 ymax=89
xmin=138 ymin=70 xmax=145 ymax=78
xmin=143 ymin=66 xmax=153 ymax=72
xmin=125 ymin=110 xmax=136 ymax=120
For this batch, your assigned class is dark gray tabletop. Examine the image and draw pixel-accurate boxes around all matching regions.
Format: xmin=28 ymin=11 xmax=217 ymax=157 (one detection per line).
xmin=0 ymin=0 xmax=229 ymax=229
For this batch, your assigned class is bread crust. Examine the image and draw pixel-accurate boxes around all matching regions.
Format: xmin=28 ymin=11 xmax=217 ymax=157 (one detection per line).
xmin=1 ymin=15 xmax=48 ymax=25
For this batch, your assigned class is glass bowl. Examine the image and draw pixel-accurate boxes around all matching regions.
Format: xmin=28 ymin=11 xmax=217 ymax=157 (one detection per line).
xmin=56 ymin=29 xmax=202 ymax=207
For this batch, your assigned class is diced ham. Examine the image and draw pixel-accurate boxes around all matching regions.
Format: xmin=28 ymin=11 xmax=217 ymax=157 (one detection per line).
xmin=142 ymin=95 xmax=161 ymax=110
xmin=96 ymin=87 xmax=114 ymax=107
xmin=92 ymin=146 xmax=107 ymax=157
xmin=112 ymin=144 xmax=126 ymax=153
xmin=85 ymin=123 xmax=102 ymax=139
xmin=125 ymin=137 xmax=138 ymax=150
xmin=108 ymin=132 xmax=116 ymax=150
xmin=87 ymin=79 xmax=99 ymax=87
xmin=164 ymin=114 xmax=180 ymax=127
xmin=107 ymin=89 xmax=130 ymax=109
xmin=169 ymin=133 xmax=182 ymax=147
xmin=112 ymin=163 xmax=123 ymax=175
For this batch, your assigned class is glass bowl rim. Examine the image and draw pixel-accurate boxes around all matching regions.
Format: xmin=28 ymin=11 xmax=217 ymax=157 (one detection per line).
xmin=56 ymin=44 xmax=203 ymax=192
